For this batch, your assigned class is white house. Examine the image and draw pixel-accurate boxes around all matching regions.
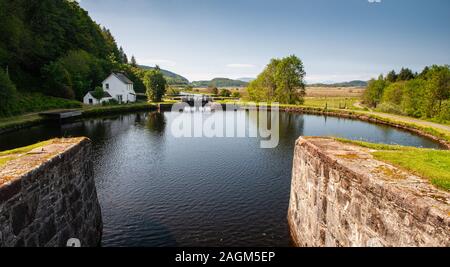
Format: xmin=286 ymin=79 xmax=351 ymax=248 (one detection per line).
xmin=83 ymin=72 xmax=136 ymax=105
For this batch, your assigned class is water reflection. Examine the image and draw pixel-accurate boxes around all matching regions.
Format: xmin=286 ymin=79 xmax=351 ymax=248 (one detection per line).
xmin=146 ymin=112 xmax=166 ymax=134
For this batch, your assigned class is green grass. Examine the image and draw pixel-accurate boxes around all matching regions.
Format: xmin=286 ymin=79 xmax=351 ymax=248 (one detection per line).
xmin=334 ymin=138 xmax=450 ymax=191
xmin=0 ymin=114 xmax=46 ymax=133
xmin=2 ymin=93 xmax=82 ymax=117
xmin=334 ymin=138 xmax=410 ymax=151
xmin=373 ymin=150 xmax=450 ymax=191
xmin=0 ymin=140 xmax=53 ymax=166
xmin=303 ymin=97 xmax=361 ymax=110
xmin=81 ymin=102 xmax=158 ymax=117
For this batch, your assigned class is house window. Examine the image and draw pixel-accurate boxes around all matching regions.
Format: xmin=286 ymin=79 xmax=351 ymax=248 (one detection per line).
xmin=89 ymin=99 xmax=93 ymax=104
xmin=105 ymin=83 xmax=109 ymax=90
xmin=117 ymin=95 xmax=123 ymax=103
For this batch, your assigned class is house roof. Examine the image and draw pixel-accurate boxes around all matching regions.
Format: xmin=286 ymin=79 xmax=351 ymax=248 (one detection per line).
xmin=88 ymin=91 xmax=112 ymax=98
xmin=112 ymin=72 xmax=133 ymax=84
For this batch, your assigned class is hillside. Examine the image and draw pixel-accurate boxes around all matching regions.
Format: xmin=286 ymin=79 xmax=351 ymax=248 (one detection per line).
xmin=191 ymin=78 xmax=249 ymax=88
xmin=0 ymin=0 xmax=127 ymax=116
xmin=138 ymin=65 xmax=189 ymax=85
xmin=237 ymin=77 xmax=255 ymax=83
xmin=308 ymin=80 xmax=368 ymax=87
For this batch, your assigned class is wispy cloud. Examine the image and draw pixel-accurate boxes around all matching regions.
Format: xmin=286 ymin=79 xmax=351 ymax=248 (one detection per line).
xmin=140 ymin=59 xmax=177 ymax=67
xmin=368 ymin=0 xmax=382 ymax=3
xmin=226 ymin=63 xmax=255 ymax=68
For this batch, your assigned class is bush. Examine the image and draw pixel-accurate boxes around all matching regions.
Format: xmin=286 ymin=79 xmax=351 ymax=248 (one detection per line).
xmin=381 ymin=82 xmax=405 ymax=105
xmin=376 ymin=102 xmax=404 ymax=115
xmin=436 ymin=100 xmax=450 ymax=122
xmin=101 ymin=99 xmax=119 ymax=106
xmin=231 ymin=91 xmax=241 ymax=98
xmin=220 ymin=89 xmax=232 ymax=97
xmin=167 ymin=87 xmax=180 ymax=96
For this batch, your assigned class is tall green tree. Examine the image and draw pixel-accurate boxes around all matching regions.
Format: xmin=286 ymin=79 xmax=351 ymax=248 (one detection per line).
xmin=401 ymin=79 xmax=426 ymax=117
xmin=397 ymin=68 xmax=415 ymax=81
xmin=247 ymin=55 xmax=306 ymax=104
xmin=130 ymin=55 xmax=138 ymax=67
xmin=41 ymin=61 xmax=74 ymax=99
xmin=386 ymin=70 xmax=398 ymax=83
xmin=382 ymin=82 xmax=405 ymax=105
xmin=0 ymin=68 xmax=18 ymax=116
xmin=119 ymin=46 xmax=128 ymax=64
xmin=144 ymin=66 xmax=167 ymax=102
xmin=363 ymin=75 xmax=386 ymax=108
xmin=422 ymin=65 xmax=450 ymax=117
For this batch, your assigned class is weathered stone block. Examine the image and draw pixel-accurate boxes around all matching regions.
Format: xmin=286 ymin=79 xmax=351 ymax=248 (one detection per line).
xmin=0 ymin=138 xmax=102 ymax=247
xmin=288 ymin=137 xmax=449 ymax=247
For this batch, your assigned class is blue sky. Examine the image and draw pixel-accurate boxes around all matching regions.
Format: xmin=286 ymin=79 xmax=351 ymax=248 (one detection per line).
xmin=79 ymin=0 xmax=450 ymax=83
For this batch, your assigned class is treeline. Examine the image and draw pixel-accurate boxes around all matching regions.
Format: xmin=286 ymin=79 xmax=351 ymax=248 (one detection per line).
xmin=191 ymin=78 xmax=248 ymax=88
xmin=247 ymin=55 xmax=306 ymax=104
xmin=0 ymin=0 xmax=147 ymax=116
xmin=363 ymin=65 xmax=450 ymax=121
xmin=308 ymin=80 xmax=368 ymax=88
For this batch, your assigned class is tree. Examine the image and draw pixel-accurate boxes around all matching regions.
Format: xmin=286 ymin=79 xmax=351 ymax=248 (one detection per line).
xmin=397 ymin=68 xmax=415 ymax=81
xmin=231 ymin=91 xmax=241 ymax=98
xmin=209 ymin=86 xmax=219 ymax=96
xmin=119 ymin=46 xmax=128 ymax=64
xmin=42 ymin=62 xmax=74 ymax=99
xmin=274 ymin=55 xmax=306 ymax=104
xmin=422 ymin=65 xmax=450 ymax=117
xmin=91 ymin=86 xmax=105 ymax=100
xmin=167 ymin=86 xmax=180 ymax=96
xmin=247 ymin=55 xmax=306 ymax=104
xmin=386 ymin=70 xmax=398 ymax=83
xmin=130 ymin=55 xmax=137 ymax=67
xmin=363 ymin=75 xmax=386 ymax=107
xmin=382 ymin=82 xmax=405 ymax=105
xmin=401 ymin=79 xmax=427 ymax=117
xmin=0 ymin=68 xmax=18 ymax=116
xmin=144 ymin=66 xmax=167 ymax=102
xmin=219 ymin=89 xmax=231 ymax=97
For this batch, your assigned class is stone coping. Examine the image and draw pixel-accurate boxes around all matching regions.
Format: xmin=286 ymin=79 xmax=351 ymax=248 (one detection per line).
xmin=296 ymin=137 xmax=449 ymax=228
xmin=0 ymin=137 xmax=90 ymax=202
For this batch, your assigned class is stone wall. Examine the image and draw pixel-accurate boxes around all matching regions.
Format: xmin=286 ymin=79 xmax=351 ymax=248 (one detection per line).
xmin=288 ymin=137 xmax=449 ymax=247
xmin=0 ymin=138 xmax=102 ymax=247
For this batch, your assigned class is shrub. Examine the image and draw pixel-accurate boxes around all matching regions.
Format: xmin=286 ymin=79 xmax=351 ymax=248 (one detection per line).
xmin=231 ymin=91 xmax=241 ymax=98
xmin=376 ymin=102 xmax=404 ymax=115
xmin=220 ymin=89 xmax=232 ymax=97
xmin=102 ymin=99 xmax=119 ymax=106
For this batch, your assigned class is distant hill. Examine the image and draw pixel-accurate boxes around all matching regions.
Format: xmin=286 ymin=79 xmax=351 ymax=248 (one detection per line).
xmin=138 ymin=65 xmax=189 ymax=85
xmin=191 ymin=78 xmax=249 ymax=88
xmin=308 ymin=80 xmax=368 ymax=87
xmin=237 ymin=77 xmax=255 ymax=83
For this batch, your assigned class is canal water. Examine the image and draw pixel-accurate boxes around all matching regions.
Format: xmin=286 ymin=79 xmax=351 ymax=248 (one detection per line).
xmin=0 ymin=111 xmax=443 ymax=246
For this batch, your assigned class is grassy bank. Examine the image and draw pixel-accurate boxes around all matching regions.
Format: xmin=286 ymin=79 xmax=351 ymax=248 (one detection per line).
xmin=218 ymin=101 xmax=450 ymax=144
xmin=3 ymin=93 xmax=82 ymax=117
xmin=335 ymin=138 xmax=450 ymax=191
xmin=0 ymin=114 xmax=47 ymax=134
xmin=82 ymin=102 xmax=158 ymax=117
xmin=303 ymin=97 xmax=362 ymax=110
xmin=0 ymin=102 xmax=160 ymax=134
